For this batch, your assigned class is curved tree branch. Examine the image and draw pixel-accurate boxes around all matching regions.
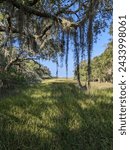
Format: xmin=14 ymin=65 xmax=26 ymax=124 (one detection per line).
xmin=4 ymin=0 xmax=89 ymax=29
xmin=27 ymin=0 xmax=40 ymax=6
xmin=5 ymin=0 xmax=58 ymax=21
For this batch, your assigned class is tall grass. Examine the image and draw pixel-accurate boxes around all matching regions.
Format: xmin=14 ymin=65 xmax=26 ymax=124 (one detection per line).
xmin=0 ymin=79 xmax=112 ymax=150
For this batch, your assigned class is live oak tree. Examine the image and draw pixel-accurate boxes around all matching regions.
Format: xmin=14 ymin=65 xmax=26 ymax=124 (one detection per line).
xmin=0 ymin=0 xmax=112 ymax=89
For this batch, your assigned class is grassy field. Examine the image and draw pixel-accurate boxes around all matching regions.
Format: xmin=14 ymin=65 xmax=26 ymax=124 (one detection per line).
xmin=0 ymin=79 xmax=113 ymax=150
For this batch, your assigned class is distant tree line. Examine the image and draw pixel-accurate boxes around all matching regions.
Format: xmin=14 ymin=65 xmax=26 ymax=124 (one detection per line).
xmin=74 ymin=41 xmax=113 ymax=83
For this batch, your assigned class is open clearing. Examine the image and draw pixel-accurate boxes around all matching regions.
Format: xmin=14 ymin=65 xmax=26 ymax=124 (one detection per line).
xmin=0 ymin=79 xmax=112 ymax=150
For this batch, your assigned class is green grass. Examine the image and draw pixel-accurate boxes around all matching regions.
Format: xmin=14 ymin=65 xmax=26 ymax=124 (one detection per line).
xmin=0 ymin=79 xmax=113 ymax=150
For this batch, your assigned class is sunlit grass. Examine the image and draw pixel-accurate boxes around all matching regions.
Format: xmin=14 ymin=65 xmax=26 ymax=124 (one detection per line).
xmin=0 ymin=79 xmax=113 ymax=150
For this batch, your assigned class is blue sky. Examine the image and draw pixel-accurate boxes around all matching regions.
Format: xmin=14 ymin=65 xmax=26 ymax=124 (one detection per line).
xmin=39 ymin=28 xmax=111 ymax=78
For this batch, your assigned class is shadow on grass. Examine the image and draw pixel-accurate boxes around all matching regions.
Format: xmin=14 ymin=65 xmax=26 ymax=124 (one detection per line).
xmin=0 ymin=81 xmax=113 ymax=150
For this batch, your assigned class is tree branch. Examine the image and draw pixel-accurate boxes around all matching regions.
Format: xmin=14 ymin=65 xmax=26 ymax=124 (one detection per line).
xmin=4 ymin=52 xmax=23 ymax=71
xmin=27 ymin=0 xmax=40 ymax=6
xmin=5 ymin=0 xmax=58 ymax=21
xmin=5 ymin=0 xmax=89 ymax=28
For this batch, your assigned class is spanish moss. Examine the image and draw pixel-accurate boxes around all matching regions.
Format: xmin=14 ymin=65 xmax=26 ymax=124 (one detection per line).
xmin=65 ymin=31 xmax=69 ymax=79
xmin=74 ymin=28 xmax=82 ymax=87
